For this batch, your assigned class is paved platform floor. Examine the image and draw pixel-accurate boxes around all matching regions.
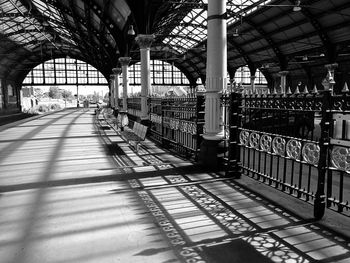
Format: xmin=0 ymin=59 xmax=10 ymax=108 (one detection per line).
xmin=0 ymin=108 xmax=349 ymax=263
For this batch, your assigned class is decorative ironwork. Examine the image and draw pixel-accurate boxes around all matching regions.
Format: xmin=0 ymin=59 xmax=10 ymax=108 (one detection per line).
xmin=175 ymin=119 xmax=180 ymax=130
xmin=286 ymin=139 xmax=302 ymax=160
xmin=272 ymin=137 xmax=286 ymax=156
xmin=249 ymin=133 xmax=260 ymax=149
xmin=302 ymin=143 xmax=320 ymax=165
xmin=239 ymin=130 xmax=250 ymax=146
xmin=331 ymin=146 xmax=350 ymax=172
xmin=260 ymin=134 xmax=272 ymax=152
xmin=192 ymin=123 xmax=197 ymax=135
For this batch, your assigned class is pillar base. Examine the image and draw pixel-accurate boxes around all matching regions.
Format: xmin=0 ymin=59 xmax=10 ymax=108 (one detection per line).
xmin=198 ymin=139 xmax=221 ymax=170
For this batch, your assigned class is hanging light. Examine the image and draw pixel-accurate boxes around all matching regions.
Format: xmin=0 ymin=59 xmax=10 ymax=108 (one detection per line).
xmin=293 ymin=0 xmax=302 ymax=12
xmin=232 ymin=28 xmax=239 ymax=37
xmin=127 ymin=25 xmax=135 ymax=36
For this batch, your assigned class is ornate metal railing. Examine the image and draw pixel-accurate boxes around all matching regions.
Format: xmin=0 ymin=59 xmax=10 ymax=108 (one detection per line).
xmin=148 ymin=96 xmax=204 ymax=159
xmin=228 ymin=90 xmax=350 ymax=218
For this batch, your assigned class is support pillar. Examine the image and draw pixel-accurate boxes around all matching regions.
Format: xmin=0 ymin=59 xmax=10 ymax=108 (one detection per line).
xmin=278 ymin=71 xmax=289 ymax=95
xmin=112 ymin=68 xmax=121 ymax=109
xmin=250 ymin=75 xmax=256 ymax=94
xmin=119 ymin=57 xmax=131 ymax=112
xmin=135 ymin=34 xmax=154 ymax=121
xmin=323 ymin=63 xmax=338 ymax=94
xmin=279 ymin=71 xmax=289 ymax=95
xmin=199 ymin=0 xmax=227 ymax=169
xmin=109 ymin=75 xmax=115 ymax=108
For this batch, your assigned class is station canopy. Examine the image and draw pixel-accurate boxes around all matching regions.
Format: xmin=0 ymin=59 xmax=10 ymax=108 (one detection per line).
xmin=0 ymin=0 xmax=350 ymax=85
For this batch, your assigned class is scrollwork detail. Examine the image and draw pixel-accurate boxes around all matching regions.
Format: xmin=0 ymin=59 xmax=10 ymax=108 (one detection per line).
xmin=302 ymin=143 xmax=320 ymax=165
xmin=272 ymin=137 xmax=286 ymax=156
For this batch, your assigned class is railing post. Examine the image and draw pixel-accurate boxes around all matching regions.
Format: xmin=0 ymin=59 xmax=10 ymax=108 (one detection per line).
xmin=314 ymin=90 xmax=332 ymax=219
xmin=226 ymin=92 xmax=242 ymax=178
xmin=195 ymin=95 xmax=205 ymax=160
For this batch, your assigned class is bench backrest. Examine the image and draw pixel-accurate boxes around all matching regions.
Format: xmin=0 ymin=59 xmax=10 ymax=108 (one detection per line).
xmin=133 ymin=122 xmax=148 ymax=140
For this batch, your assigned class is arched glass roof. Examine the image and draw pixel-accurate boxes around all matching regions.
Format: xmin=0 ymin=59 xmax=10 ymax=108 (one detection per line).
xmin=162 ymin=0 xmax=274 ymax=54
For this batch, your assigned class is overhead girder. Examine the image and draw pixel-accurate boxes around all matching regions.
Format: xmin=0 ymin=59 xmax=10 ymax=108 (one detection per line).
xmin=0 ymin=0 xmax=60 ymax=64
xmin=73 ymin=0 xmax=125 ymax=60
xmin=2 ymin=40 xmax=82 ymax=79
xmin=227 ymin=17 xmax=347 ymax=68
xmin=229 ymin=0 xmax=347 ymax=66
xmin=293 ymin=0 xmax=336 ymax=62
xmin=125 ymin=0 xmax=156 ymax=34
xmin=51 ymin=0 xmax=113 ymax=64
xmin=227 ymin=35 xmax=255 ymax=72
xmin=65 ymin=0 xmax=99 ymax=64
xmin=244 ymin=19 xmax=288 ymax=70
xmin=83 ymin=2 xmax=102 ymax=65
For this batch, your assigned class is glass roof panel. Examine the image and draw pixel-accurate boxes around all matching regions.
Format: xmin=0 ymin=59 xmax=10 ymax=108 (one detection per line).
xmin=32 ymin=0 xmax=77 ymax=46
xmin=227 ymin=0 xmax=274 ymax=24
xmin=0 ymin=0 xmax=49 ymax=51
xmin=163 ymin=0 xmax=273 ymax=53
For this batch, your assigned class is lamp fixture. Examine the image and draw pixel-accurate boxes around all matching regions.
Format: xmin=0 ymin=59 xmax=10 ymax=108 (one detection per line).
xmin=302 ymin=55 xmax=308 ymax=61
xmin=127 ymin=25 xmax=135 ymax=36
xmin=293 ymin=0 xmax=302 ymax=12
xmin=232 ymin=28 xmax=239 ymax=37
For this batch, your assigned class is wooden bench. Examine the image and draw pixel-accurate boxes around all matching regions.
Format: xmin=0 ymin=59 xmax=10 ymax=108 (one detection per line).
xmin=121 ymin=122 xmax=148 ymax=152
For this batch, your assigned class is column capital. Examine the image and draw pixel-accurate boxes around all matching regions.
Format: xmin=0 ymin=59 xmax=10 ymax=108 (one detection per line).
xmin=118 ymin=57 xmax=131 ymax=66
xmin=278 ymin=71 xmax=289 ymax=76
xmin=325 ymin=63 xmax=338 ymax=71
xmin=135 ymin=34 xmax=155 ymax=49
xmin=112 ymin=67 xmax=122 ymax=75
xmin=250 ymin=75 xmax=256 ymax=80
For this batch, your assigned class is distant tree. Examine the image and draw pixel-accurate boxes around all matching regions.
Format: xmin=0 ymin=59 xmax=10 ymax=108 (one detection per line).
xmin=34 ymin=88 xmax=45 ymax=100
xmin=61 ymin=89 xmax=73 ymax=108
xmin=92 ymin=91 xmax=100 ymax=103
xmin=48 ymin=86 xmax=61 ymax=99
xmin=62 ymin=89 xmax=73 ymax=100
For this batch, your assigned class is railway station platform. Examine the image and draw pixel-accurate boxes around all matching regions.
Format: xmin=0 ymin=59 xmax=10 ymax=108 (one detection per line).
xmin=0 ymin=108 xmax=349 ymax=263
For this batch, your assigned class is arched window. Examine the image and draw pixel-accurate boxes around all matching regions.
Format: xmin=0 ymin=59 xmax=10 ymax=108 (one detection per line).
xmin=129 ymin=60 xmax=189 ymax=86
xmin=23 ymin=58 xmax=107 ymax=85
xmin=234 ymin=66 xmax=267 ymax=85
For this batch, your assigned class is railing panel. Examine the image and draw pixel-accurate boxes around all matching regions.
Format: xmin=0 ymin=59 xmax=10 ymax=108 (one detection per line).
xmin=327 ymin=93 xmax=350 ymax=216
xmin=148 ymin=96 xmax=204 ymax=159
xmin=228 ymin=91 xmax=350 ymax=218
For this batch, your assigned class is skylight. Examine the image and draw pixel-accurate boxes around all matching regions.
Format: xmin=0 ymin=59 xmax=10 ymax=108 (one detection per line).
xmin=0 ymin=1 xmax=46 ymax=50
xmin=0 ymin=0 xmax=77 ymax=52
xmin=162 ymin=0 xmax=273 ymax=54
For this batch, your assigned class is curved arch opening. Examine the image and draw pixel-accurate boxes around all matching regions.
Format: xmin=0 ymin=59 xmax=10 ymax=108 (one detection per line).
xmin=22 ymin=58 xmax=109 ymax=110
xmin=128 ymin=59 xmax=190 ymax=97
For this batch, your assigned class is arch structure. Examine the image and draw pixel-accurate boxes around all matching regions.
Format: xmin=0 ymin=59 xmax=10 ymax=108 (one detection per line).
xmin=1 ymin=0 xmax=350 ymax=113
xmin=233 ymin=66 xmax=267 ymax=85
xmin=129 ymin=60 xmax=189 ymax=86
xmin=23 ymin=58 xmax=108 ymax=86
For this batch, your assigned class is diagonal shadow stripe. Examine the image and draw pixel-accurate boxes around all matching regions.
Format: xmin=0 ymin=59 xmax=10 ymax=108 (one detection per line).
xmin=0 ymin=110 xmax=78 ymax=163
xmin=8 ymin=110 xmax=86 ymax=263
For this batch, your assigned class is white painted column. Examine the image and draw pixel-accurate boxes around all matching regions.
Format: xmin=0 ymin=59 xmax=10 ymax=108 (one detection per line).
xmin=204 ymin=0 xmax=227 ymax=140
xmin=118 ymin=57 xmax=131 ymax=112
xmin=135 ymin=34 xmax=154 ymax=120
xmin=112 ymin=67 xmax=121 ymax=108
xmin=110 ymin=75 xmax=115 ymax=108
xmin=250 ymin=75 xmax=256 ymax=94
xmin=323 ymin=63 xmax=338 ymax=93
xmin=279 ymin=71 xmax=289 ymax=95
